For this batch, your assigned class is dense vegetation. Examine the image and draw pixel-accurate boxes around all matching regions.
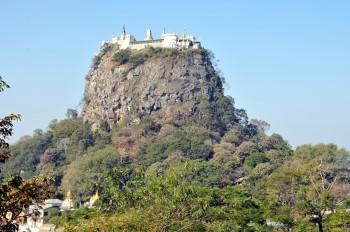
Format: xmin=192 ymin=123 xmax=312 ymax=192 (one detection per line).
xmin=3 ymin=106 xmax=349 ymax=231
xmin=113 ymin=47 xmax=179 ymax=66
xmin=3 ymin=48 xmax=350 ymax=231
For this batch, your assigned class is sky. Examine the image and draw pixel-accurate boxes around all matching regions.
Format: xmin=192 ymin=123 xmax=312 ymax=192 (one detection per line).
xmin=1 ymin=1 xmax=349 ymax=150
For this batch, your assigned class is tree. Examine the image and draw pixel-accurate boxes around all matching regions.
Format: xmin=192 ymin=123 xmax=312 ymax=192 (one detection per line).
xmin=0 ymin=77 xmax=53 ymax=231
xmin=244 ymin=152 xmax=269 ymax=170
xmin=295 ymin=161 xmax=337 ymax=232
xmin=325 ymin=207 xmax=350 ymax=231
xmin=113 ymin=49 xmax=131 ymax=64
xmin=56 ymin=161 xmax=268 ymax=231
xmin=0 ymin=78 xmax=20 ymax=164
xmin=61 ymin=146 xmax=120 ymax=202
xmin=250 ymin=119 xmax=270 ymax=133
xmin=66 ymin=108 xmax=78 ymax=119
xmin=266 ymin=144 xmax=350 ymax=232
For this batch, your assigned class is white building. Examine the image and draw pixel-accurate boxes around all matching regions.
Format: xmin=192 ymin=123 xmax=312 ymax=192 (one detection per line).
xmin=61 ymin=191 xmax=74 ymax=211
xmin=17 ymin=195 xmax=73 ymax=232
xmin=102 ymin=26 xmax=201 ymax=50
xmin=18 ymin=199 xmax=62 ymax=232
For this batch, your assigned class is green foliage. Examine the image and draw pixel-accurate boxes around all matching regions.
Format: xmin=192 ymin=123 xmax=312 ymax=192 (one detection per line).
xmin=214 ymin=95 xmax=237 ymax=130
xmin=89 ymin=43 xmax=114 ymax=75
xmin=44 ymin=207 xmax=60 ymax=223
xmin=142 ymin=126 xmax=213 ymax=165
xmin=4 ymin=98 xmax=348 ymax=232
xmin=265 ymin=144 xmax=350 ymax=231
xmin=51 ymin=118 xmax=93 ymax=147
xmin=50 ymin=207 xmax=98 ymax=228
xmin=61 ymin=146 xmax=120 ymax=201
xmin=0 ymin=76 xmax=10 ymax=91
xmin=4 ymin=47 xmax=350 ymax=232
xmin=132 ymin=47 xmax=178 ymax=60
xmin=294 ymin=143 xmax=349 ymax=165
xmin=292 ymin=220 xmax=318 ymax=232
xmin=99 ymin=167 xmax=148 ymax=212
xmin=166 ymin=222 xmax=206 ymax=232
xmin=325 ymin=207 xmax=350 ymax=231
xmin=113 ymin=49 xmax=131 ymax=64
xmin=113 ymin=47 xmax=179 ymax=67
xmin=4 ymin=132 xmax=52 ymax=178
xmin=2 ymin=116 xmax=94 ymax=185
xmin=55 ymin=161 xmax=267 ymax=231
xmin=194 ymin=93 xmax=244 ymax=134
xmin=65 ymin=108 xmax=78 ymax=119
xmin=244 ymin=152 xmax=269 ymax=170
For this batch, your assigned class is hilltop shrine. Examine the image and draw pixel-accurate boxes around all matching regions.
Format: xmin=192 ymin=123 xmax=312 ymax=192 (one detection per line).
xmin=102 ymin=26 xmax=201 ymax=50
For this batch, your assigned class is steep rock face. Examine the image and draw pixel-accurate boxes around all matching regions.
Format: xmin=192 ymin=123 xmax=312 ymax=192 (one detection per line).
xmin=82 ymin=46 xmax=229 ymax=130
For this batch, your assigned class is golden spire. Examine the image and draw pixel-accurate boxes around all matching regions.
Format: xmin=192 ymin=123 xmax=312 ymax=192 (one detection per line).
xmin=66 ymin=190 xmax=72 ymax=200
xmin=89 ymin=190 xmax=100 ymax=207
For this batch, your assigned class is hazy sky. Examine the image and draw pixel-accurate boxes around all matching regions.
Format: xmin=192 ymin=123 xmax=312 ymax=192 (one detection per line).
xmin=1 ymin=1 xmax=349 ymax=150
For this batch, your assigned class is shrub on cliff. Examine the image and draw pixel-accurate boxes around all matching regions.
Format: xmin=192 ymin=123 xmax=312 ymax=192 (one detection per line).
xmin=113 ymin=49 xmax=131 ymax=64
xmin=113 ymin=47 xmax=180 ymax=67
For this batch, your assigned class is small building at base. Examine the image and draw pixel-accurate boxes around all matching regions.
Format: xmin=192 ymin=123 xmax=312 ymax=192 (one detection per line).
xmin=17 ymin=191 xmax=74 ymax=232
xmin=82 ymin=191 xmax=100 ymax=208
xmin=61 ymin=191 xmax=74 ymax=211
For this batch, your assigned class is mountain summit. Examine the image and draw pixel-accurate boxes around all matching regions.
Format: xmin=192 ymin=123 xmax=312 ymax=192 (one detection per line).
xmin=82 ymin=44 xmax=239 ymax=133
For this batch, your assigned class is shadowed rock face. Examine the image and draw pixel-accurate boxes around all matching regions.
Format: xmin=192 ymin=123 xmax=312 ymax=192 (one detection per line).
xmin=82 ymin=46 xmax=227 ymax=131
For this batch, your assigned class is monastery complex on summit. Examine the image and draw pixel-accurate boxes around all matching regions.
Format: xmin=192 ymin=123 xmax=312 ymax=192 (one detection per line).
xmin=102 ymin=26 xmax=201 ymax=50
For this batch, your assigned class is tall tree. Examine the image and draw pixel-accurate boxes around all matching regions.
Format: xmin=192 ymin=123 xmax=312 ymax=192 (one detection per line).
xmin=266 ymin=144 xmax=350 ymax=232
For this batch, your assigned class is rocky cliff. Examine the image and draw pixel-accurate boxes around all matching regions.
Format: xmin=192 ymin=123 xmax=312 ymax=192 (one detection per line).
xmin=82 ymin=45 xmax=237 ymax=132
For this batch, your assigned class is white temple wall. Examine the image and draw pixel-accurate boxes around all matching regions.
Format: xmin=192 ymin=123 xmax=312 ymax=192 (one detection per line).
xmin=106 ymin=29 xmax=200 ymax=50
xmin=129 ymin=41 xmax=164 ymax=50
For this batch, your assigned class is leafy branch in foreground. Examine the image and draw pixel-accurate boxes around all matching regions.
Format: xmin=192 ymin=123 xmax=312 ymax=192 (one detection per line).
xmin=0 ymin=76 xmax=53 ymax=232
